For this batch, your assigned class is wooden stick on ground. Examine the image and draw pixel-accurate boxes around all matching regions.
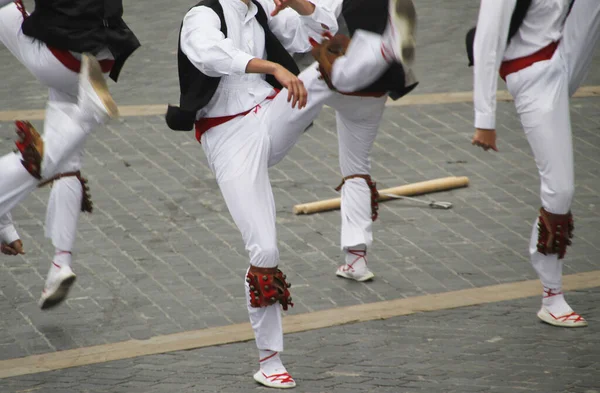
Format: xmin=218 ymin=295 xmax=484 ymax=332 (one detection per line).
xmin=293 ymin=176 xmax=469 ymax=215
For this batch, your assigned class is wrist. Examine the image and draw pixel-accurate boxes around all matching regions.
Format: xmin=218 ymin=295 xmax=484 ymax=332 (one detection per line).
xmin=267 ymin=62 xmax=281 ymax=75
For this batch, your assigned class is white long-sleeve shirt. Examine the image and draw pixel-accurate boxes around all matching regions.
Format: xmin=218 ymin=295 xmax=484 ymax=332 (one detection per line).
xmin=180 ymin=0 xmax=338 ymax=118
xmin=0 ymin=213 xmax=19 ymax=245
xmin=473 ymin=0 xmax=571 ymax=129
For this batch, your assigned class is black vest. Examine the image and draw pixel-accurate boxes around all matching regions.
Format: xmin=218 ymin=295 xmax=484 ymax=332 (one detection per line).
xmin=465 ymin=0 xmax=533 ymax=67
xmin=21 ymin=0 xmax=141 ymax=81
xmin=166 ymin=0 xmax=300 ymax=131
xmin=341 ymin=0 xmax=417 ymax=100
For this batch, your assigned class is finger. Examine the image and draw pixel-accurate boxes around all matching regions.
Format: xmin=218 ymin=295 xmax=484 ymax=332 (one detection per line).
xmin=291 ymin=81 xmax=300 ymax=108
xmin=294 ymin=81 xmax=302 ymax=109
xmin=13 ymin=240 xmax=25 ymax=254
xmin=1 ymin=244 xmax=16 ymax=255
xmin=271 ymin=0 xmax=286 ymax=16
xmin=299 ymin=82 xmax=307 ymax=109
xmin=287 ymin=85 xmax=293 ymax=103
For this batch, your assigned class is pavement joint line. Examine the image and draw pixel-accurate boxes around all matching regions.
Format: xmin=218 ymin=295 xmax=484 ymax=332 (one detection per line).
xmin=0 ymin=270 xmax=599 ymax=379
xmin=0 ymin=86 xmax=598 ymax=122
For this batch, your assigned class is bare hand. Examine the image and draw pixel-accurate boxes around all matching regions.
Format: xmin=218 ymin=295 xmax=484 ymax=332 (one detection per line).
xmin=273 ymin=65 xmax=307 ymax=109
xmin=271 ymin=0 xmax=314 ymax=16
xmin=1 ymin=239 xmax=25 ymax=255
xmin=472 ymin=128 xmax=498 ymax=152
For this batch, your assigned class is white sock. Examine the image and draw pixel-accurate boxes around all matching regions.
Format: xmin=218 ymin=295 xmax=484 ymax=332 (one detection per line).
xmin=542 ymin=287 xmax=573 ymax=316
xmin=259 ymin=350 xmax=286 ymax=375
xmin=53 ymin=250 xmax=72 ymax=269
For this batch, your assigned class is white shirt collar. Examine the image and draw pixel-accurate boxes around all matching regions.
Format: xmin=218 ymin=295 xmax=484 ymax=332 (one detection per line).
xmin=222 ymin=0 xmax=258 ymax=23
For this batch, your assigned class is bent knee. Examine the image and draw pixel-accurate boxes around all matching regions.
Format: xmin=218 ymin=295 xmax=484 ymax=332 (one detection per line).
xmin=542 ymin=183 xmax=575 ymax=213
xmin=250 ymin=245 xmax=280 ymax=268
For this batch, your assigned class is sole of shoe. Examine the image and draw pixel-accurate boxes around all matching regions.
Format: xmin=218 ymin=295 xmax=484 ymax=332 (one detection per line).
xmin=40 ymin=274 xmax=77 ymax=310
xmin=390 ymin=0 xmax=417 ymax=66
xmin=537 ymin=309 xmax=588 ymax=328
xmin=336 ymin=270 xmax=375 ymax=282
xmin=253 ymin=371 xmax=297 ymax=389
xmin=81 ymin=54 xmax=119 ymax=119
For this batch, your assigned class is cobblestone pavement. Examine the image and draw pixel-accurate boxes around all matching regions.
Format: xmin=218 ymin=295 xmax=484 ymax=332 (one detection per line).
xmin=2 ymin=290 xmax=599 ymax=393
xmin=1 ymin=97 xmax=599 ymax=359
xmin=1 ymin=0 xmax=600 ymax=391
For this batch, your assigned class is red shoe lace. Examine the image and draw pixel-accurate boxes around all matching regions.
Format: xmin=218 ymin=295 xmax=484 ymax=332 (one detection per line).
xmin=550 ymin=311 xmax=585 ymax=323
xmin=341 ymin=249 xmax=366 ymax=272
xmin=543 ymin=288 xmax=563 ymax=298
xmin=263 ymin=372 xmax=295 ymax=384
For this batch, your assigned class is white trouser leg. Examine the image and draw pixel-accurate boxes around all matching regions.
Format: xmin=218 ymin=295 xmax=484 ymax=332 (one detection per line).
xmin=330 ymin=30 xmax=390 ymax=92
xmin=506 ymin=50 xmax=573 ymax=290
xmin=200 ymin=67 xmax=339 ymax=353
xmin=561 ymin=0 xmax=600 ymax=96
xmin=0 ymin=3 xmax=79 ymax=94
xmin=44 ymin=177 xmax=82 ymax=251
xmin=44 ymin=89 xmax=85 ymax=253
xmin=263 ymin=65 xmax=333 ymax=166
xmin=329 ymin=94 xmax=387 ymax=250
xmin=0 ymin=153 xmax=38 ymax=218
xmin=201 ymin=113 xmax=282 ymax=352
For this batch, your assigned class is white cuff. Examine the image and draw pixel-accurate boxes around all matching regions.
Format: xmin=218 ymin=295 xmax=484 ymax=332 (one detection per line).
xmin=232 ymin=53 xmax=255 ymax=75
xmin=475 ymin=111 xmax=496 ymax=130
xmin=300 ymin=4 xmax=331 ymax=31
xmin=0 ymin=225 xmax=20 ymax=245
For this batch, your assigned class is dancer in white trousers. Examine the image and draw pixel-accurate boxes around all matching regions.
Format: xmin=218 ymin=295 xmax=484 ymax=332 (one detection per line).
xmin=0 ymin=56 xmax=119 ymax=256
xmin=168 ymin=0 xmax=414 ymax=387
xmin=315 ymin=0 xmax=418 ymax=282
xmin=0 ymin=0 xmax=139 ymax=309
xmin=472 ymin=0 xmax=600 ymax=328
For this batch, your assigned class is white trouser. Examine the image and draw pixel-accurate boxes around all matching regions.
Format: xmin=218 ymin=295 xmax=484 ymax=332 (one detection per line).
xmin=562 ymin=0 xmax=600 ymax=96
xmin=331 ymin=30 xmax=390 ymax=92
xmin=201 ymin=66 xmax=331 ymax=352
xmin=0 ymin=3 xmax=101 ymax=251
xmin=202 ymin=43 xmax=390 ymax=352
xmin=327 ymin=94 xmax=387 ymax=250
xmin=506 ymin=44 xmax=573 ymax=289
xmin=506 ymin=2 xmax=600 ymax=290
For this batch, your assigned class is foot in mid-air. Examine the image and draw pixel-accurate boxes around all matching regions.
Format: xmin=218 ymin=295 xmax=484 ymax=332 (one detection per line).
xmin=382 ymin=0 xmax=417 ymax=66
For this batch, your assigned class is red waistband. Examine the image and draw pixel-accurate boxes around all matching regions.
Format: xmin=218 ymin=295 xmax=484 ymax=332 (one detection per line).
xmin=340 ymin=91 xmax=386 ymax=98
xmin=499 ymin=41 xmax=559 ymax=81
xmin=49 ymin=47 xmax=115 ymax=74
xmin=194 ymin=90 xmax=279 ymax=142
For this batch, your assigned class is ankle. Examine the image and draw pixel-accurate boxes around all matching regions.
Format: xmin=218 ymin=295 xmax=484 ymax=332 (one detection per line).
xmin=53 ymin=250 xmax=72 ymax=268
xmin=345 ymin=246 xmax=367 ymax=270
xmin=259 ymin=350 xmax=285 ymax=374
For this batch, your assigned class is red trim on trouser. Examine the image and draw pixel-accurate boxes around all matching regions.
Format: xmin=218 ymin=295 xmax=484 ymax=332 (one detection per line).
xmin=194 ymin=90 xmax=280 ymax=142
xmin=499 ymin=41 xmax=559 ymax=81
xmin=48 ymin=47 xmax=115 ymax=74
